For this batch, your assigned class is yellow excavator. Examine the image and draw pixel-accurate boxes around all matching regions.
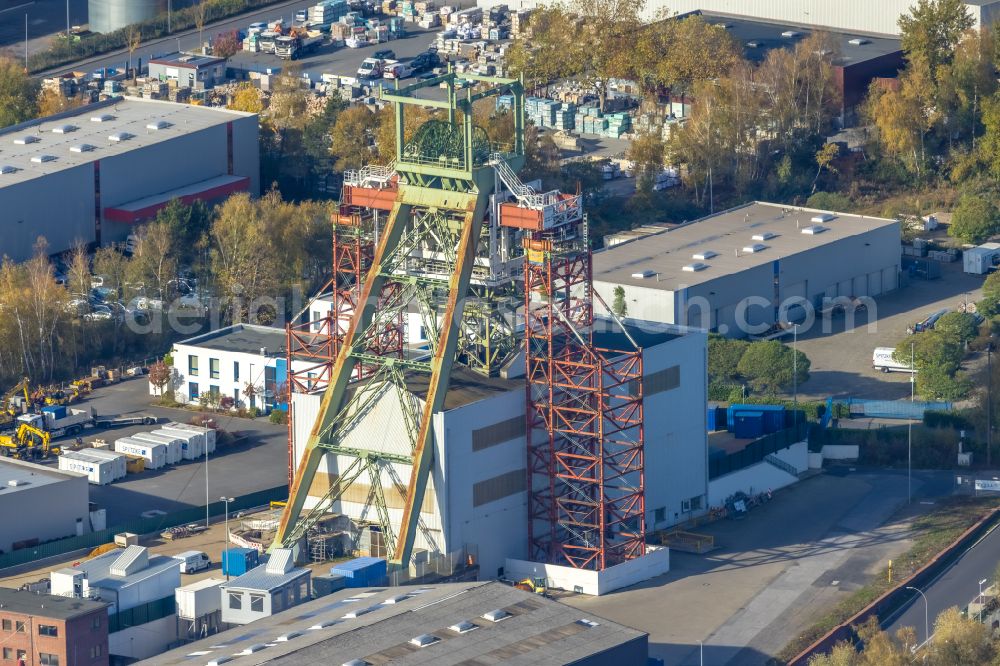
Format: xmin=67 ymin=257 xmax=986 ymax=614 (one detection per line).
xmin=0 ymin=422 xmax=60 ymax=460
xmin=0 ymin=377 xmax=32 ymax=429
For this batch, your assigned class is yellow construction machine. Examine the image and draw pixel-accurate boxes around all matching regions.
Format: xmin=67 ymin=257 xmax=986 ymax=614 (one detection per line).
xmin=0 ymin=423 xmax=61 ymax=460
xmin=514 ymin=577 xmax=547 ymax=596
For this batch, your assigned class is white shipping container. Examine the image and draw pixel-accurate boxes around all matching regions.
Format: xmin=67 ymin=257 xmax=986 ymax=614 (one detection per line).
xmin=154 ymin=428 xmax=204 ymax=460
xmin=114 ymin=437 xmax=167 ymax=469
xmin=161 ymin=422 xmax=216 ymax=453
xmin=131 ymin=432 xmax=183 ymax=464
xmin=176 ymin=577 xmax=224 ymax=619
xmin=85 ymin=448 xmax=128 ymax=480
xmin=59 ymin=451 xmax=115 ymax=485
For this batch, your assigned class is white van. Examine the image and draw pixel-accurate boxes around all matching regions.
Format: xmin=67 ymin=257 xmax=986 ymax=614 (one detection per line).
xmin=872 ymin=347 xmax=916 ymax=373
xmin=173 ymin=550 xmax=211 ymax=573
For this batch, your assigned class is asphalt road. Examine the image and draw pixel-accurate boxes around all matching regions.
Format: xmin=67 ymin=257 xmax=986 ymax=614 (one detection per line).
xmin=884 ymin=512 xmax=1000 ymax=644
xmin=0 ymin=0 xmax=87 ymax=55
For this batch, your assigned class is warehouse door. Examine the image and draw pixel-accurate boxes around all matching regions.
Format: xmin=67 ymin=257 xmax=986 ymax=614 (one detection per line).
xmin=883 ymin=267 xmax=899 ymax=292
xmin=780 ymin=281 xmax=808 ymax=323
xmin=852 ymin=275 xmax=868 ymax=297
xmin=868 ymin=271 xmax=883 ymax=296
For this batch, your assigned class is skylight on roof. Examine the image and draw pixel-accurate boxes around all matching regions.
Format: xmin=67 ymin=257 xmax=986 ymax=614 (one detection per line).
xmin=0 ymin=165 xmax=17 ymax=174
xmin=381 ymin=594 xmax=409 ymax=605
xmin=810 ymin=213 xmax=836 ymax=223
xmin=631 ymin=270 xmax=655 ymax=279
xmin=343 ymin=660 xmax=370 ymax=666
xmin=576 ymin=618 xmax=601 ymax=628
xmin=52 ymin=124 xmax=78 ymax=134
xmin=13 ymin=135 xmax=39 ymax=145
xmin=683 ymin=262 xmax=709 ymax=272
xmin=449 ymin=620 xmax=479 ymax=634
xmin=274 ymin=631 xmax=301 ymax=642
xmin=781 ymin=31 xmax=800 ymax=38
xmin=146 ymin=120 xmax=173 ymax=130
xmin=802 ymin=225 xmax=829 ymax=235
xmin=31 ymin=155 xmax=56 ymax=163
xmin=409 ymin=634 xmax=440 ymax=647
xmin=752 ymin=231 xmax=776 ymax=241
xmin=70 ymin=144 xmax=96 ymax=153
xmin=743 ymin=243 xmax=767 ymax=254
xmin=342 ymin=606 xmax=375 ymax=619
xmin=848 ymin=38 xmax=870 ymax=45
xmin=108 ymin=132 xmax=133 ymax=142
xmin=237 ymin=644 xmax=268 ymax=655
xmin=91 ymin=114 xmax=114 ymax=123
xmin=692 ymin=250 xmax=717 ymax=261
xmin=482 ymin=609 xmax=510 ymax=622
xmin=206 ymin=658 xmax=232 ymax=666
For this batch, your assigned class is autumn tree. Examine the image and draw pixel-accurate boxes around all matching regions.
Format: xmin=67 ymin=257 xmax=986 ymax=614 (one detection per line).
xmin=627 ymin=132 xmax=665 ymax=191
xmin=812 ymin=143 xmax=840 ymax=193
xmin=212 ymin=31 xmax=241 ymax=59
xmin=210 ymin=193 xmax=279 ymax=324
xmin=330 ymin=105 xmax=377 ymax=170
xmin=925 ymin=606 xmax=995 ymax=664
xmin=194 ymin=0 xmax=208 ymax=48
xmin=866 ymin=63 xmax=938 ymax=177
xmin=228 ymin=83 xmax=263 ymax=114
xmin=898 ymin=0 xmax=975 ymax=78
xmin=127 ymin=222 xmax=177 ymax=301
xmin=0 ymin=57 xmax=38 ymax=128
xmin=125 ymin=25 xmax=142 ymax=80
xmin=66 ymin=240 xmax=92 ymax=300
xmin=148 ymin=360 xmax=173 ymax=397
xmin=36 ymin=88 xmax=85 ymax=117
xmin=636 ymin=13 xmax=740 ymax=96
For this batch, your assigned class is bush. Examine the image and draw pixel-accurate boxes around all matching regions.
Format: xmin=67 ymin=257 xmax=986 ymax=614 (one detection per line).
xmin=806 ymin=191 xmax=854 ymax=212
xmin=924 ymin=410 xmax=974 ymax=430
xmin=268 ymin=409 xmax=287 ymax=425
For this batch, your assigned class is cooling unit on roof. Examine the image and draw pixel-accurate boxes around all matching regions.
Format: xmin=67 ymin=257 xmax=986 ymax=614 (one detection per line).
xmin=409 ymin=634 xmax=440 ymax=647
xmin=848 ymin=38 xmax=870 ymax=45
xmin=743 ymin=243 xmax=767 ymax=253
xmin=810 ymin=213 xmax=836 ymax=223
xmin=30 ymin=154 xmax=56 ymax=163
xmin=802 ymin=225 xmax=829 ymax=235
xmin=90 ymin=114 xmax=114 ymax=123
xmin=692 ymin=250 xmax=717 ymax=261
xmin=108 ymin=132 xmax=133 ymax=142
xmin=752 ymin=231 xmax=776 ymax=241
xmin=683 ymin=262 xmax=709 ymax=272
xmin=13 ymin=135 xmax=39 ymax=145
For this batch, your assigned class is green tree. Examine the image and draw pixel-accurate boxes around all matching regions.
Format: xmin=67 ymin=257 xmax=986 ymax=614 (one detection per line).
xmin=210 ymin=193 xmax=278 ymax=324
xmin=949 ymin=193 xmax=1000 ymax=243
xmin=935 ymin=311 xmax=978 ymax=344
xmin=736 ymin=340 xmax=810 ymax=394
xmin=812 ymin=143 xmax=841 ymax=193
xmin=980 ymin=270 xmax=1000 ymax=314
xmin=611 ymin=285 xmax=627 ymax=317
xmin=708 ymin=336 xmax=749 ymax=384
xmin=926 ymin=606 xmax=995 ymax=664
xmin=898 ymin=0 xmax=974 ymax=79
xmin=153 ymin=198 xmax=211 ymax=268
xmin=330 ymin=105 xmax=377 ymax=171
xmin=636 ymin=14 xmax=740 ymax=96
xmin=627 ymin=132 xmax=665 ymax=191
xmin=896 ymin=331 xmax=969 ymax=399
xmin=0 ymin=57 xmax=38 ymax=128
xmin=980 ymin=91 xmax=1000 ymax=179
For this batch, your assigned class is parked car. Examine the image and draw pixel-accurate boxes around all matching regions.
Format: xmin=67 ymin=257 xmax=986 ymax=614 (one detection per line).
xmin=373 ymin=48 xmax=395 ymax=60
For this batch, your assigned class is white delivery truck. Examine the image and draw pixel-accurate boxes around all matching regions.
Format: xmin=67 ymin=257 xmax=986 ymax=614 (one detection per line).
xmin=357 ymin=57 xmax=385 ymax=79
xmin=872 ymin=347 xmax=916 ymax=373
xmin=173 ymin=550 xmax=211 ymax=574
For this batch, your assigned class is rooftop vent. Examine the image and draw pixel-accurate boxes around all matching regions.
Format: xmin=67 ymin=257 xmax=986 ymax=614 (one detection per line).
xmin=0 ymin=165 xmax=17 ymax=174
xmin=683 ymin=262 xmax=709 ymax=272
xmin=7 ymin=479 xmax=26 ymax=487
xmin=70 ymin=144 xmax=96 ymax=153
xmin=482 ymin=609 xmax=511 ymax=623
xmin=13 ymin=135 xmax=39 ymax=145
xmin=576 ymin=618 xmax=601 ymax=628
xmin=692 ymin=250 xmax=717 ymax=261
xmin=631 ymin=270 xmax=655 ymax=279
xmin=90 ymin=114 xmax=114 ymax=123
xmin=31 ymin=154 xmax=56 ymax=163
xmin=107 ymin=132 xmax=133 ymax=142
xmin=146 ymin=120 xmax=172 ymax=131
xmin=409 ymin=634 xmax=440 ymax=648
xmin=52 ymin=124 xmax=78 ymax=134
xmin=810 ymin=213 xmax=836 ymax=223
xmin=781 ymin=30 xmax=800 ymax=38
xmin=848 ymin=38 xmax=870 ymax=45
xmin=266 ymin=548 xmax=294 ymax=574
xmin=110 ymin=545 xmax=148 ymax=577
xmin=449 ymin=620 xmax=479 ymax=634
xmin=802 ymin=225 xmax=829 ymax=235
xmin=752 ymin=231 xmax=776 ymax=241
xmin=743 ymin=243 xmax=768 ymax=254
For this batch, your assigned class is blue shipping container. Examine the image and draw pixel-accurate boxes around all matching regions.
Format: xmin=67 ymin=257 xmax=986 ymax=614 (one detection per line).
xmin=42 ymin=405 xmax=67 ymax=420
xmin=707 ymin=407 xmax=717 ymax=432
xmin=733 ymin=411 xmax=764 ymax=439
xmin=222 ymin=547 xmax=259 ymax=577
xmin=727 ymin=403 xmax=784 ymax=430
xmin=761 ymin=409 xmax=785 ymax=434
xmin=331 ymin=556 xmax=387 ymax=588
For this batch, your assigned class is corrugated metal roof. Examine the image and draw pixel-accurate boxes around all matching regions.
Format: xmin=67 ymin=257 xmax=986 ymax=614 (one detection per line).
xmin=222 ymin=562 xmax=309 ymax=593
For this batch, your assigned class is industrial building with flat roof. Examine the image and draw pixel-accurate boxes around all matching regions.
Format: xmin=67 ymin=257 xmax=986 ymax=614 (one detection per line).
xmin=0 ymin=96 xmax=259 ymax=263
xmin=142 ymin=580 xmax=649 ymax=666
xmin=289 ymin=318 xmax=708 ymax=579
xmin=0 ymin=588 xmax=109 ymax=666
xmin=0 ymin=458 xmax=93 ymax=554
xmin=593 ymin=202 xmax=900 ymax=337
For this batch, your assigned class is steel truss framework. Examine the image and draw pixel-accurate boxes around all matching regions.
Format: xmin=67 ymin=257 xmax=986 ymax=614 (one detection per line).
xmin=523 ymin=231 xmax=647 ymax=571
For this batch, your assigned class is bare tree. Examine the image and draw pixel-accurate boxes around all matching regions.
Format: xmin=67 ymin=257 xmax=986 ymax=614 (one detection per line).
xmin=194 ymin=1 xmax=208 ymax=50
xmin=126 ymin=25 xmax=142 ymax=81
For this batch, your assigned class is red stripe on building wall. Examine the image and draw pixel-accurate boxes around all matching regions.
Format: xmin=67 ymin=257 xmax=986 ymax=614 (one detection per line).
xmin=227 ymin=121 xmax=234 ymax=175
xmin=93 ymin=160 xmax=102 ymax=246
xmin=103 ymin=177 xmax=250 ymax=224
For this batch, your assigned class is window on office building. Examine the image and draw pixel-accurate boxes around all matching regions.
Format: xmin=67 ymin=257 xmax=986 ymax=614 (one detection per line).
xmin=250 ymin=594 xmax=264 ymax=612
xmin=188 ymin=355 xmax=199 ymax=376
xmin=228 ymin=592 xmax=242 ymax=610
xmin=1 ymin=620 xmax=9 ymax=631
xmin=92 ymin=615 xmax=101 ymax=629
xmin=189 ymin=382 xmax=199 ymax=401
xmin=2 ymin=648 xmax=11 ymax=660
xmin=209 ymin=358 xmax=220 ymax=379
xmin=89 ymin=645 xmax=102 ymax=658
xmin=38 ymin=624 xmax=57 ymax=637
xmin=234 ymin=362 xmax=240 ymax=382
xmin=15 ymin=622 xmax=25 ymax=633
xmin=39 ymin=653 xmax=58 ymax=666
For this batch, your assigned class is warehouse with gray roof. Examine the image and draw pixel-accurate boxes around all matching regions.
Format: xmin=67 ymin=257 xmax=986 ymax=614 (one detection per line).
xmin=0 ymin=96 xmax=259 ymax=263
xmin=593 ymin=202 xmax=900 ymax=337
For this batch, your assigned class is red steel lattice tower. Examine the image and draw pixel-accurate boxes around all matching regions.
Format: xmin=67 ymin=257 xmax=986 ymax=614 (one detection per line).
xmin=522 ymin=224 xmax=646 ymax=570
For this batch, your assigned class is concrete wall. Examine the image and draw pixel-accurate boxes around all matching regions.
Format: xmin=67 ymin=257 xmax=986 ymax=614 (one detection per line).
xmin=821 ymin=444 xmax=860 ymax=460
xmin=772 ymin=441 xmax=809 ymax=473
xmin=0 ymin=465 xmax=90 ymax=553
xmin=108 ymin=615 xmax=176 ymax=660
xmin=506 ymin=545 xmax=671 ymax=596
xmin=707 ymin=459 xmax=799 ymax=507
xmin=643 ymin=329 xmax=709 ymax=530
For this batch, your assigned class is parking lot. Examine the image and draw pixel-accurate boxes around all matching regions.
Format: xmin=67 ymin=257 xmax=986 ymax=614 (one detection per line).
xmin=33 ymin=377 xmax=288 ymax=525
xmin=795 ymin=261 xmax=987 ymax=401
xmin=562 ymin=468 xmax=957 ymax=665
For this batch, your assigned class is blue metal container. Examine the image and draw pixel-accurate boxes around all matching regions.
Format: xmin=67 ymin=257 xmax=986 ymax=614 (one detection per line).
xmin=331 ymin=556 xmax=387 ymax=588
xmin=707 ymin=407 xmax=718 ymax=432
xmin=222 ymin=547 xmax=259 ymax=577
xmin=761 ymin=409 xmax=785 ymax=433
xmin=42 ymin=405 xmax=67 ymax=420
xmin=727 ymin=404 xmax=784 ymax=430
xmin=733 ymin=412 xmax=764 ymax=439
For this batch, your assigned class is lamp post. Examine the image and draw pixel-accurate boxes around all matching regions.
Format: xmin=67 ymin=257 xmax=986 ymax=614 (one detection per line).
xmin=699 ymin=640 xmax=704 ymax=666
xmin=908 ymin=341 xmax=914 ymax=503
xmin=221 ymin=496 xmax=234 ymax=580
xmin=906 ymin=586 xmax=929 ymax=643
xmin=793 ymin=324 xmax=800 ymax=432
xmin=979 ymin=578 xmax=989 ymax=621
